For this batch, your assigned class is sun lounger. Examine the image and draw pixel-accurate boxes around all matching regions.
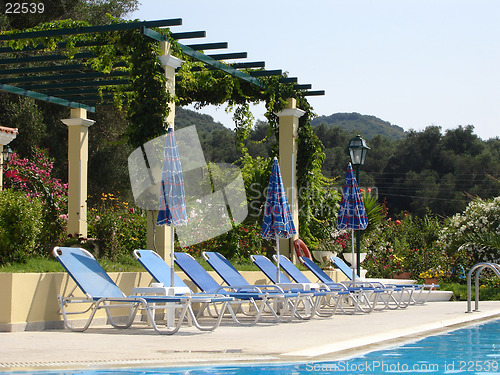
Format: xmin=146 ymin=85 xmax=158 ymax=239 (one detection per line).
xmin=202 ymin=251 xmax=311 ymax=321
xmin=331 ymin=256 xmax=434 ymax=305
xmin=250 ymin=254 xmax=344 ymax=317
xmin=274 ymin=254 xmax=374 ymax=314
xmin=173 ymin=251 xmax=296 ymax=325
xmin=53 ymin=246 xmax=231 ymax=334
xmin=299 ymin=256 xmax=395 ymax=311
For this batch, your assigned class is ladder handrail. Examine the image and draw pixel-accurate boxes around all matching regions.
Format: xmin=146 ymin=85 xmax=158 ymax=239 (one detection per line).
xmin=466 ymin=262 xmax=500 ymax=313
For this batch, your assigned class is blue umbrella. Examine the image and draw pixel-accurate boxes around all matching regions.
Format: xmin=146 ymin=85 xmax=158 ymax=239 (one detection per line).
xmin=261 ymin=157 xmax=297 ymax=283
xmin=337 ymin=162 xmax=368 ymax=281
xmin=157 ymin=126 xmax=188 ymax=286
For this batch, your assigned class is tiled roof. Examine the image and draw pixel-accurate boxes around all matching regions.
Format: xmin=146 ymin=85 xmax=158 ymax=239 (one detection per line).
xmin=0 ymin=126 xmax=18 ymax=135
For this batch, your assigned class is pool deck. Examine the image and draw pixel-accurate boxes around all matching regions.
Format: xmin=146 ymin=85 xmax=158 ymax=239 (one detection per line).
xmin=1 ymin=301 xmax=500 ymax=372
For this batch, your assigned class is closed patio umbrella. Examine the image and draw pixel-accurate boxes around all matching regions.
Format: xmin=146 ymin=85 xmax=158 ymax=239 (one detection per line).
xmin=261 ymin=157 xmax=297 ymax=283
xmin=157 ymin=126 xmax=188 ymax=287
xmin=337 ymin=162 xmax=368 ymax=281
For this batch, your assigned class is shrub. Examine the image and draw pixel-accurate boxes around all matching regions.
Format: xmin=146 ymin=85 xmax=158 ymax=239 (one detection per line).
xmin=87 ymin=193 xmax=146 ymax=259
xmin=3 ymin=147 xmax=68 ymax=254
xmin=440 ymin=196 xmax=500 ymax=270
xmin=0 ymin=189 xmax=43 ymax=264
xmin=363 ymin=213 xmax=445 ymax=279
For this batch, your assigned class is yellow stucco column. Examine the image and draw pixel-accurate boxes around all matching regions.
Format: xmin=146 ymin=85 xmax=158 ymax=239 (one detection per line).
xmin=145 ymin=42 xmax=183 ymax=261
xmin=277 ymin=98 xmax=305 ymax=261
xmin=61 ymin=108 xmax=95 ymax=237
xmin=0 ymin=127 xmax=18 ymax=191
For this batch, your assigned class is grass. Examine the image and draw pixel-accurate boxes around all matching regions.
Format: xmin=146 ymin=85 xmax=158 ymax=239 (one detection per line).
xmin=0 ymin=254 xmax=143 ymax=273
xmin=439 ymin=281 xmax=500 ymax=301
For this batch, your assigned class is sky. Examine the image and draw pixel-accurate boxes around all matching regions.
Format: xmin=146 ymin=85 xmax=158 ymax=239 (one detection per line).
xmin=127 ymin=0 xmax=500 ymax=140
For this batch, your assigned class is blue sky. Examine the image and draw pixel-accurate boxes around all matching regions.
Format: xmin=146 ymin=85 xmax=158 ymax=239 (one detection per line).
xmin=128 ymin=0 xmax=499 ymax=140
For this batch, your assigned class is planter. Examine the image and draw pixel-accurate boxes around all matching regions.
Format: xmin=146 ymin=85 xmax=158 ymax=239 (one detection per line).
xmin=424 ymin=277 xmax=439 ymax=285
xmin=393 ymin=272 xmax=411 ymax=279
xmin=342 ymin=252 xmax=367 ymax=269
xmin=312 ymin=250 xmax=336 ymax=267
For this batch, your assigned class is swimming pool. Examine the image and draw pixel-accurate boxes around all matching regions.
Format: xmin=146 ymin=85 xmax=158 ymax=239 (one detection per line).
xmin=12 ymin=318 xmax=500 ymax=374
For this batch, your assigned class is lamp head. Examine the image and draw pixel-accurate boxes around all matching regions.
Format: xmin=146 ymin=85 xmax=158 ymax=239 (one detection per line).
xmin=348 ymin=135 xmax=370 ymax=166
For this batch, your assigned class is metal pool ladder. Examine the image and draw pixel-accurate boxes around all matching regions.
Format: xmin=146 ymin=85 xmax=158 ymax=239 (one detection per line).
xmin=466 ymin=262 xmax=500 ymax=313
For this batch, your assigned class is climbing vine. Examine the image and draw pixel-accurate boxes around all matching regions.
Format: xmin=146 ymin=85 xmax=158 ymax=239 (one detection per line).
xmin=2 ymin=17 xmax=330 ymax=245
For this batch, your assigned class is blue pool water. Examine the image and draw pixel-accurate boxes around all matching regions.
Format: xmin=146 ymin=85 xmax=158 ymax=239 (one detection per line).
xmin=13 ymin=318 xmax=500 ymax=374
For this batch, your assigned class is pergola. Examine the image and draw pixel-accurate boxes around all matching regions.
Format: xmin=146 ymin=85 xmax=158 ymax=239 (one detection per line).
xmin=0 ymin=18 xmax=324 ymax=260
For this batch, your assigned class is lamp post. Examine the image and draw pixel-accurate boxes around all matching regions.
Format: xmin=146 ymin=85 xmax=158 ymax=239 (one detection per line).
xmin=2 ymin=146 xmax=13 ymax=164
xmin=348 ymin=135 xmax=370 ymax=276
xmin=1 ymin=146 xmax=13 ymax=191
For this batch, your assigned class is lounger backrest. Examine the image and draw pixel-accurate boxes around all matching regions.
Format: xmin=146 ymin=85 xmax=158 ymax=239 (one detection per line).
xmin=203 ymin=251 xmax=250 ymax=287
xmin=332 ymin=256 xmax=357 ymax=280
xmin=174 ymin=252 xmax=222 ymax=294
xmin=53 ymin=247 xmax=125 ymax=299
xmin=300 ymin=256 xmax=335 ymax=284
xmin=250 ymin=255 xmax=292 ymax=284
xmin=274 ymin=255 xmax=311 ymax=284
xmin=133 ymin=249 xmax=189 ymax=288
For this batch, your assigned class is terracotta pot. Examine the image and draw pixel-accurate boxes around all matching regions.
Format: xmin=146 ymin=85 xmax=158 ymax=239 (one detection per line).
xmin=425 ymin=277 xmax=439 ymax=285
xmin=393 ymin=272 xmax=411 ymax=279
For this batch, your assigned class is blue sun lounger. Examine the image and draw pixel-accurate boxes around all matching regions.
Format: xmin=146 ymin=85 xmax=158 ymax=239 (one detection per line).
xmin=299 ymin=256 xmax=398 ymax=311
xmin=173 ymin=251 xmax=289 ymax=325
xmin=274 ymin=254 xmax=374 ymax=314
xmin=250 ymin=254 xmax=344 ymax=317
xmin=202 ymin=251 xmax=309 ymax=321
xmin=54 ymin=247 xmax=231 ymax=334
xmin=331 ymin=256 xmax=433 ymax=305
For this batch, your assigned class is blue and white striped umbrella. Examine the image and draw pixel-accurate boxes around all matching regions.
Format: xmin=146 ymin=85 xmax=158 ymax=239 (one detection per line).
xmin=337 ymin=162 xmax=368 ymax=280
xmin=157 ymin=127 xmax=187 ymax=227
xmin=261 ymin=157 xmax=296 ymax=283
xmin=157 ymin=126 xmax=187 ymax=286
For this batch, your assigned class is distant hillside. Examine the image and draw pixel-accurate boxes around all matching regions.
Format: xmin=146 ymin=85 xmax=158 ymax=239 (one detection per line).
xmin=311 ymin=113 xmax=406 ymax=140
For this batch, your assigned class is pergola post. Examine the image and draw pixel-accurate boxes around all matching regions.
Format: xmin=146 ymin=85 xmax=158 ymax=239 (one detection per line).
xmin=277 ymin=98 xmax=305 ymax=262
xmin=0 ymin=126 xmax=18 ymax=191
xmin=61 ymin=108 xmax=95 ymax=237
xmin=146 ymin=42 xmax=183 ymax=261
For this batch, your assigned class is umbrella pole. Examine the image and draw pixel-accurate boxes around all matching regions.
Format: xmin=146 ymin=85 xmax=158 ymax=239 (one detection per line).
xmin=170 ymin=225 xmax=175 ymax=287
xmin=276 ymin=235 xmax=280 ymax=284
xmin=351 ymin=228 xmax=356 ymax=282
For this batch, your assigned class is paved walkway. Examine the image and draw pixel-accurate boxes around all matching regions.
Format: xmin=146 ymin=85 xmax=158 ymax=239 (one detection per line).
xmin=1 ymin=301 xmax=500 ymax=372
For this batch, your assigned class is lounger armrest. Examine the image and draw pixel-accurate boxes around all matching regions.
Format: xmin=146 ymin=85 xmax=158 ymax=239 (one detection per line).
xmin=131 ymin=286 xmax=191 ymax=296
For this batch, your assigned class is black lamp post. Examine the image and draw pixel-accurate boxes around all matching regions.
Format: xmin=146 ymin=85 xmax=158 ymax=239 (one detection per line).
xmin=348 ymin=135 xmax=370 ymax=276
xmin=2 ymin=146 xmax=13 ymax=165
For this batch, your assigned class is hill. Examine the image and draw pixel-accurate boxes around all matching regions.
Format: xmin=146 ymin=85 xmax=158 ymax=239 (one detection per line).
xmin=311 ymin=113 xmax=406 ymax=140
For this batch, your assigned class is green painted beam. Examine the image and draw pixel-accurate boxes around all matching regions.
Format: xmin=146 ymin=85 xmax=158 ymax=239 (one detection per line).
xmin=0 ymin=40 xmax=108 ymax=54
xmin=231 ymin=61 xmax=265 ymax=69
xmin=280 ymin=77 xmax=298 ymax=84
xmin=250 ymin=70 xmax=282 ymax=77
xmin=0 ymin=62 xmax=127 ymax=75
xmin=0 ymin=19 xmax=183 ymax=41
xmin=0 ymin=52 xmax=95 ymax=65
xmin=294 ymin=84 xmax=312 ymax=90
xmin=23 ymin=78 xmax=130 ymax=90
xmin=186 ymin=42 xmax=228 ymax=51
xmin=171 ymin=31 xmax=206 ymax=40
xmin=207 ymin=52 xmax=247 ymax=60
xmin=0 ymin=83 xmax=95 ymax=111
xmin=303 ymin=90 xmax=325 ymax=96
xmin=140 ymin=27 xmax=265 ymax=89
xmin=1 ymin=70 xmax=129 ymax=84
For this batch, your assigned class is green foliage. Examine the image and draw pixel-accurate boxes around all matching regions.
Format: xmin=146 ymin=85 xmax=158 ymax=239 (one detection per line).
xmin=87 ymin=193 xmax=146 ymax=259
xmin=179 ymin=221 xmax=271 ymax=261
xmin=0 ymin=189 xmax=43 ymax=264
xmin=363 ymin=213 xmax=446 ymax=279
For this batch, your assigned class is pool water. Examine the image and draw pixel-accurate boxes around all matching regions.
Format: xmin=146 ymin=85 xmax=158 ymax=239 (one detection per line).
xmin=13 ymin=318 xmax=500 ymax=374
